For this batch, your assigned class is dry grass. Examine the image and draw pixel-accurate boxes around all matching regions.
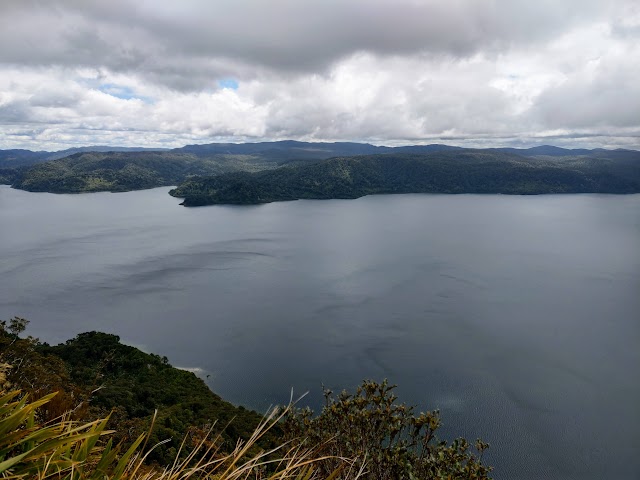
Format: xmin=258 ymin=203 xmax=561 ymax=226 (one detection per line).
xmin=0 ymin=390 xmax=357 ymax=480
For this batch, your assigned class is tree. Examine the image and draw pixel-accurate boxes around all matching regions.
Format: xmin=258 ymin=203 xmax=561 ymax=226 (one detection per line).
xmin=0 ymin=317 xmax=86 ymax=419
xmin=282 ymin=379 xmax=492 ymax=480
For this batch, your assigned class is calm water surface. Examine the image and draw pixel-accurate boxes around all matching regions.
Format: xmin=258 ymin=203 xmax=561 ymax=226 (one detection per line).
xmin=1 ymin=185 xmax=639 ymax=480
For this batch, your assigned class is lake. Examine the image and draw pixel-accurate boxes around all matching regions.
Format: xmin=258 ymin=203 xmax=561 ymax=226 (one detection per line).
xmin=1 ymin=185 xmax=638 ymax=480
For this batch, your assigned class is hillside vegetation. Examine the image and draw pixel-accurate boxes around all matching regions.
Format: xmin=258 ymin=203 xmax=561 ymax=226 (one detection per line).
xmin=0 ymin=146 xmax=171 ymax=169
xmin=9 ymin=151 xmax=275 ymax=193
xmin=0 ymin=318 xmax=270 ymax=465
xmin=4 ymin=142 xmax=639 ymax=198
xmin=170 ymin=149 xmax=640 ymax=206
xmin=2 ymin=141 xmax=456 ymax=193
xmin=1 ymin=317 xmax=493 ymax=479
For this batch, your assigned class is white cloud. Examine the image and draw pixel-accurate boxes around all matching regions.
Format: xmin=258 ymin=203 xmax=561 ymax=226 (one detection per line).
xmin=0 ymin=0 xmax=638 ymax=150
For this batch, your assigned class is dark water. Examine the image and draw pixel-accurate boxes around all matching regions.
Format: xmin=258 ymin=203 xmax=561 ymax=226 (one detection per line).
xmin=1 ymin=185 xmax=639 ymax=480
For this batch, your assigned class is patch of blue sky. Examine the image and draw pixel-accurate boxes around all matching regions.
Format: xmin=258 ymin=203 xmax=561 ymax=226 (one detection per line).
xmin=218 ymin=78 xmax=239 ymax=90
xmin=98 ymin=83 xmax=154 ymax=103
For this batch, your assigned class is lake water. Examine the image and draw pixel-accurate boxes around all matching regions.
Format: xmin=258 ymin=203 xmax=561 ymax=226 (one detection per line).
xmin=1 ymin=185 xmax=638 ymax=480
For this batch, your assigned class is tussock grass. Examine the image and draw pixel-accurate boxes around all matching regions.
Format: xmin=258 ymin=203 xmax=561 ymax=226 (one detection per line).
xmin=0 ymin=390 xmax=351 ymax=480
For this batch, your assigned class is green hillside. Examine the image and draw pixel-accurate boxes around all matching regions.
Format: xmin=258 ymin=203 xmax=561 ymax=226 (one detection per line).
xmin=4 ymin=143 xmax=639 ymax=198
xmin=1 ymin=317 xmax=493 ymax=478
xmin=0 ymin=319 xmax=270 ymax=465
xmin=9 ymin=151 xmax=274 ymax=193
xmin=170 ymin=149 xmax=640 ymax=206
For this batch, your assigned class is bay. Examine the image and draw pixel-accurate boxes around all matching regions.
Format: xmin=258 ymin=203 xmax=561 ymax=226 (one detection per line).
xmin=1 ymin=185 xmax=638 ymax=480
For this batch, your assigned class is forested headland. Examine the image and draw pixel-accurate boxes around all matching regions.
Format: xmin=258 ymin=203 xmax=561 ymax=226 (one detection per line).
xmin=0 ymin=317 xmax=493 ymax=479
xmin=2 ymin=142 xmax=638 ymax=203
xmin=170 ymin=149 xmax=640 ymax=206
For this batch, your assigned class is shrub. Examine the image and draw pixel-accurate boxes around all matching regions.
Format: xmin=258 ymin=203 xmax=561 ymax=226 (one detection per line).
xmin=0 ymin=391 xmax=343 ymax=479
xmin=282 ymin=379 xmax=492 ymax=480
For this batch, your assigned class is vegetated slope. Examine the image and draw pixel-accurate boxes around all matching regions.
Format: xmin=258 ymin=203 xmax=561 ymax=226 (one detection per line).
xmin=0 ymin=141 xmax=447 ymax=171
xmin=493 ymin=145 xmax=597 ymax=156
xmin=0 ymin=150 xmax=51 ymax=184
xmin=10 ymin=151 xmax=274 ymax=193
xmin=0 ymin=141 xmax=626 ymax=170
xmin=0 ymin=149 xmax=51 ymax=168
xmin=0 ymin=146 xmax=169 ymax=168
xmin=2 ymin=319 xmax=493 ymax=478
xmin=40 ymin=332 xmax=272 ymax=462
xmin=42 ymin=145 xmax=171 ymax=161
xmin=0 ymin=322 xmax=270 ymax=465
xmin=170 ymin=149 xmax=640 ymax=206
xmin=0 ymin=166 xmax=26 ymax=185
xmin=0 ymin=142 xmax=464 ymax=193
xmin=0 ymin=148 xmax=178 ymax=188
xmin=174 ymin=139 xmax=462 ymax=161
xmin=5 ymin=142 xmax=640 ymax=196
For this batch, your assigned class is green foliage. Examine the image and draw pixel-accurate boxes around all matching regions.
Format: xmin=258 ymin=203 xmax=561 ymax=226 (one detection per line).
xmin=0 ymin=318 xmax=82 ymax=419
xmin=170 ymin=149 xmax=640 ymax=206
xmin=1 ymin=317 xmax=28 ymax=337
xmin=0 ymin=167 xmax=22 ymax=185
xmin=2 ymin=321 xmax=495 ymax=478
xmin=0 ymin=321 xmax=272 ymax=466
xmin=283 ymin=380 xmax=492 ymax=480
xmin=39 ymin=332 xmax=273 ymax=464
xmin=0 ymin=389 xmax=146 ymax=479
xmin=0 ymin=149 xmax=50 ymax=169
xmin=9 ymin=144 xmax=640 ymax=199
xmin=0 ymin=390 xmax=344 ymax=480
xmin=10 ymin=152 xmax=277 ymax=194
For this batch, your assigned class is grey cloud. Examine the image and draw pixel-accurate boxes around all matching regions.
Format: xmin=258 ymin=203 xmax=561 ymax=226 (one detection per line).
xmin=0 ymin=101 xmax=32 ymax=124
xmin=29 ymin=89 xmax=82 ymax=109
xmin=0 ymin=0 xmax=618 ymax=88
xmin=532 ymin=59 xmax=640 ymax=130
xmin=0 ymin=0 xmax=638 ymax=150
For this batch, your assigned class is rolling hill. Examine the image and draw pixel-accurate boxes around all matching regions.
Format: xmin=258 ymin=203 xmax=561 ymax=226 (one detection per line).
xmin=9 ymin=151 xmax=273 ymax=193
xmin=169 ymin=149 xmax=640 ymax=206
xmin=3 ymin=141 xmax=639 ymax=197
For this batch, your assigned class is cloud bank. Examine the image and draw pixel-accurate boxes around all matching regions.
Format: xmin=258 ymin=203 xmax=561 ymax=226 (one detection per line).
xmin=0 ymin=0 xmax=638 ymax=150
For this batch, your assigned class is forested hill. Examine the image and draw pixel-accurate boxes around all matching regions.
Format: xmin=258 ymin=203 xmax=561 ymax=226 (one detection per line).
xmin=3 ymin=142 xmax=639 ymax=195
xmin=0 ymin=322 xmax=270 ymax=465
xmin=1 ymin=142 xmax=461 ymax=193
xmin=8 ymin=151 xmax=272 ymax=193
xmin=170 ymin=149 xmax=640 ymax=206
xmin=172 ymin=139 xmax=462 ymax=160
xmin=0 ymin=146 xmax=169 ymax=168
xmin=1 ymin=318 xmax=493 ymax=478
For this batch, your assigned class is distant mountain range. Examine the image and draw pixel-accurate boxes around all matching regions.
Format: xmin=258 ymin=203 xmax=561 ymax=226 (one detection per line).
xmin=0 ymin=146 xmax=170 ymax=167
xmin=4 ymin=141 xmax=634 ymax=169
xmin=1 ymin=141 xmax=638 ymax=201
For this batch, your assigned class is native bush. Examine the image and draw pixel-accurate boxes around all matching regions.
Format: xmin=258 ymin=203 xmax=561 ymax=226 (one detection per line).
xmin=282 ymin=379 xmax=492 ymax=480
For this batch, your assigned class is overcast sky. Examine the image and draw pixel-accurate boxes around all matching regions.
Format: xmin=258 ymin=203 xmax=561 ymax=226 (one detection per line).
xmin=1 ymin=0 xmax=639 ymax=150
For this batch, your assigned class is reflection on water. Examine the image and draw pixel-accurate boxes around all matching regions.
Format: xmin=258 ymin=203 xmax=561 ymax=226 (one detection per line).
xmin=1 ymin=185 xmax=639 ymax=480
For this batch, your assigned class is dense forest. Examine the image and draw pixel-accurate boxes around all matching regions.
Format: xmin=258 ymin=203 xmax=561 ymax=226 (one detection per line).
xmin=1 ymin=141 xmax=456 ymax=193
xmin=3 ymin=141 xmax=638 ymax=199
xmin=1 ymin=317 xmax=492 ymax=478
xmin=170 ymin=149 xmax=640 ymax=206
xmin=0 ymin=318 xmax=270 ymax=465
xmin=8 ymin=151 xmax=276 ymax=193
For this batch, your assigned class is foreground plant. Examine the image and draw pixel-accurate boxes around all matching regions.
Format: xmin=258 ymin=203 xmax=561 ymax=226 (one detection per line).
xmin=0 ymin=390 xmax=144 ymax=479
xmin=282 ymin=380 xmax=492 ymax=480
xmin=0 ymin=389 xmax=351 ymax=480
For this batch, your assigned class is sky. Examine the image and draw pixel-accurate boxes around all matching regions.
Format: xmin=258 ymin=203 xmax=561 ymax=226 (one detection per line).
xmin=0 ymin=0 xmax=639 ymax=151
